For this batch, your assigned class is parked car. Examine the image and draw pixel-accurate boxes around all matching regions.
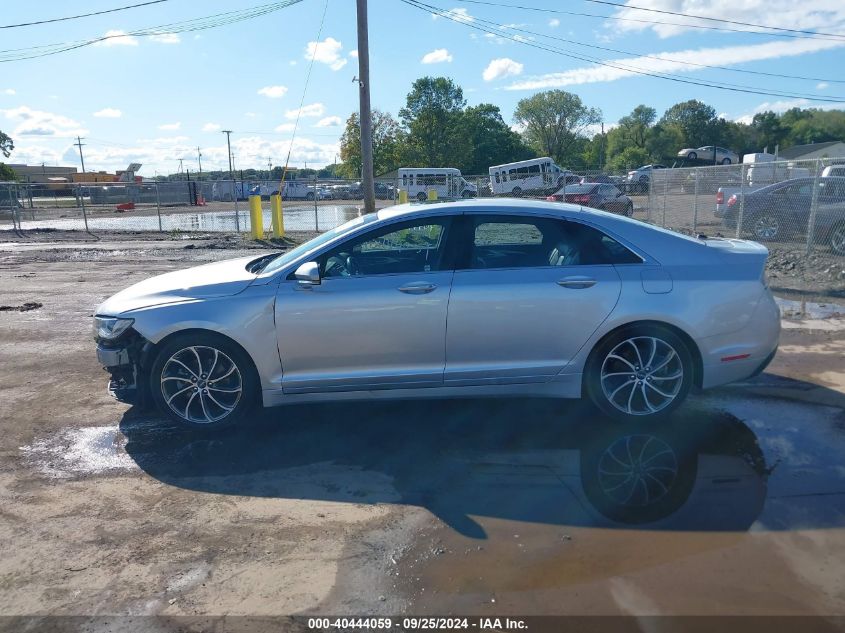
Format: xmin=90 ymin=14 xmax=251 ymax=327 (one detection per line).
xmin=626 ymin=165 xmax=667 ymax=192
xmin=94 ymin=198 xmax=779 ymax=430
xmin=580 ymin=174 xmax=620 ymax=185
xmin=677 ymin=146 xmax=739 ymax=165
xmin=546 ymin=183 xmax=634 ymax=217
xmin=716 ymin=177 xmax=845 ymax=247
xmin=348 ymin=181 xmax=395 ymax=200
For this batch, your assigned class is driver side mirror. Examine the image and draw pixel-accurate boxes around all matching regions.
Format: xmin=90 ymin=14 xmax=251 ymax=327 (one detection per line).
xmin=294 ymin=261 xmax=321 ymax=286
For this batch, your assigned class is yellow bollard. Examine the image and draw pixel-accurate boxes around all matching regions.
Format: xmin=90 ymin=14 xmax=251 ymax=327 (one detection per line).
xmin=398 ymin=189 xmax=408 ymax=204
xmin=427 ymin=188 xmax=437 ymax=201
xmin=249 ymin=195 xmax=263 ymax=239
xmin=270 ymin=193 xmax=285 ymax=238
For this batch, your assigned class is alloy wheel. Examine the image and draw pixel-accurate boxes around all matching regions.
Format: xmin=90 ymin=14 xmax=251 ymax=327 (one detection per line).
xmin=597 ymin=434 xmax=678 ymax=507
xmin=600 ymin=336 xmax=684 ymax=416
xmin=160 ymin=345 xmax=243 ymax=424
xmin=831 ymin=225 xmax=845 ymax=256
xmin=753 ymin=215 xmax=780 ymax=240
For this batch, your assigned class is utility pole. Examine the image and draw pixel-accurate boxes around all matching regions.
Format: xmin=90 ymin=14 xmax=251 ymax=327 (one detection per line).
xmin=178 ymin=158 xmax=184 ymax=179
xmin=197 ymin=146 xmax=203 ymax=179
xmin=74 ymin=136 xmax=87 ymax=174
xmin=267 ymin=156 xmax=272 ymax=180
xmin=221 ymin=130 xmax=234 ymax=179
xmin=356 ymin=0 xmax=375 ymax=213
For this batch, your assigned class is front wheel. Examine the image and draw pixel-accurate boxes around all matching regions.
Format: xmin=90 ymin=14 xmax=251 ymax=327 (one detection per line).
xmin=416 ymin=191 xmax=427 ymax=202
xmin=305 ymin=192 xmax=315 ymax=201
xmin=687 ymin=152 xmax=697 ymax=161
xmin=721 ymin=158 xmax=732 ymax=165
xmin=625 ymin=201 xmax=634 ymax=217
xmin=830 ymin=223 xmax=845 ymax=256
xmin=150 ymin=333 xmax=259 ymax=431
xmin=751 ymin=214 xmax=780 ymax=241
xmin=585 ymin=325 xmax=693 ymax=423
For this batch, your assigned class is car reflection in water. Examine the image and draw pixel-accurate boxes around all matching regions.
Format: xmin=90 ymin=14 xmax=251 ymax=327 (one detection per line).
xmin=121 ymin=397 xmax=786 ymax=536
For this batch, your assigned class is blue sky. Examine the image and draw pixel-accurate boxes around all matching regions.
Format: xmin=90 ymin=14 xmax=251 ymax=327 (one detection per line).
xmin=1 ymin=0 xmax=843 ymax=176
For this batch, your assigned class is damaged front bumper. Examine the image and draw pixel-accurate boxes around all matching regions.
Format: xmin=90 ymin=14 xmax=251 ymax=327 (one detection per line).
xmin=96 ymin=334 xmax=150 ymax=407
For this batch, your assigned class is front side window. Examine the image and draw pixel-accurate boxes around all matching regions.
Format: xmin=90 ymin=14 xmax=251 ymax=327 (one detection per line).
xmin=320 ymin=217 xmax=452 ymax=278
xmin=466 ymin=215 xmax=641 ymax=270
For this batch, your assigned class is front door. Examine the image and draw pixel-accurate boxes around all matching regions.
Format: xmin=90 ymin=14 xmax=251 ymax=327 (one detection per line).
xmin=444 ymin=214 xmax=627 ymax=384
xmin=275 ymin=216 xmax=455 ymax=393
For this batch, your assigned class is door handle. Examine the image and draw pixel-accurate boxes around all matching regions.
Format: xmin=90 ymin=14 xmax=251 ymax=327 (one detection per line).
xmin=557 ymin=277 xmax=597 ymax=289
xmin=398 ymin=282 xmax=437 ymax=294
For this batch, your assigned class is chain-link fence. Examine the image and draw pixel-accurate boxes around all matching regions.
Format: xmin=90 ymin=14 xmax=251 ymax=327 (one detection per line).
xmin=645 ymin=158 xmax=845 ymax=257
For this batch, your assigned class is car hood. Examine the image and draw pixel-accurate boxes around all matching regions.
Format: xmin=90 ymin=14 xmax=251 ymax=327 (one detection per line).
xmin=96 ymin=254 xmax=263 ymax=315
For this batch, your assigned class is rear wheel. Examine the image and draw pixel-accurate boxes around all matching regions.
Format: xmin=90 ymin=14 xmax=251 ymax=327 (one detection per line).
xmin=625 ymin=201 xmax=634 ymax=217
xmin=721 ymin=157 xmax=732 ymax=165
xmin=150 ymin=333 xmax=259 ymax=431
xmin=751 ymin=214 xmax=780 ymax=240
xmin=585 ymin=324 xmax=693 ymax=423
xmin=511 ymin=186 xmax=522 ymax=196
xmin=305 ymin=192 xmax=315 ymax=201
xmin=416 ymin=191 xmax=427 ymax=202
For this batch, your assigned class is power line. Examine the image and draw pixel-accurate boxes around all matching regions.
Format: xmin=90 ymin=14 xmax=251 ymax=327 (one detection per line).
xmin=579 ymin=0 xmax=845 ymax=40
xmin=0 ymin=0 xmax=304 ymax=62
xmin=453 ymin=0 xmax=845 ymax=42
xmin=404 ymin=0 xmax=845 ymax=103
xmin=449 ymin=3 xmax=845 ymax=84
xmin=0 ymin=0 xmax=169 ymax=29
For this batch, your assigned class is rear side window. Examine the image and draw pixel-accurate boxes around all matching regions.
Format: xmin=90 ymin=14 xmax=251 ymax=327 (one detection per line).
xmin=475 ymin=222 xmax=543 ymax=246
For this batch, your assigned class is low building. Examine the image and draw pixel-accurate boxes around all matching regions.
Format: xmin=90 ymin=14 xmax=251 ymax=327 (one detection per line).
xmin=777 ymin=141 xmax=845 ymax=161
xmin=8 ymin=164 xmax=77 ymax=184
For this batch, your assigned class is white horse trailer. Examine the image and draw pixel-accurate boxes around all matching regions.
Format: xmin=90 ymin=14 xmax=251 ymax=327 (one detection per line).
xmin=398 ymin=168 xmax=477 ymax=201
xmin=489 ymin=157 xmax=571 ymax=195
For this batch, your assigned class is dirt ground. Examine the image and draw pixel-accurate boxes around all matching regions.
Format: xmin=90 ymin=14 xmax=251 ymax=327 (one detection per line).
xmin=1 ymin=232 xmax=844 ymax=628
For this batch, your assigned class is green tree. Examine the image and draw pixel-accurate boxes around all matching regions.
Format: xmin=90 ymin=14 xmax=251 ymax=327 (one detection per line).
xmin=606 ymin=146 xmax=650 ymax=172
xmin=339 ymin=109 xmax=405 ymax=178
xmin=659 ymin=99 xmax=723 ymax=149
xmin=749 ymin=111 xmax=787 ymax=152
xmin=0 ymin=163 xmax=16 ymax=181
xmin=454 ymin=103 xmax=534 ymax=174
xmin=513 ymin=90 xmax=601 ymax=167
xmin=0 ymin=129 xmax=12 ymax=159
xmin=399 ymin=77 xmax=465 ymax=166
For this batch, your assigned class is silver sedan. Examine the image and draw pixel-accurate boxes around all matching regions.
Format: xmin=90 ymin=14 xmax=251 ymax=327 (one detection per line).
xmin=93 ymin=199 xmax=779 ymax=429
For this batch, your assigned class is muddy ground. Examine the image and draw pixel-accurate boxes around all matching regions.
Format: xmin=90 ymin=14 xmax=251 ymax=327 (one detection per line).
xmin=1 ymin=233 xmax=844 ymax=628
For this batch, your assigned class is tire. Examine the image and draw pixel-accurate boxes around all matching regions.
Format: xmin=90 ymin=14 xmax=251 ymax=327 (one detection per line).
xmin=416 ymin=191 xmax=427 ymax=202
xmin=687 ymin=152 xmax=697 ymax=161
xmin=461 ymin=190 xmax=473 ymax=199
xmin=149 ymin=332 xmax=259 ymax=431
xmin=751 ymin=214 xmax=780 ymax=241
xmin=625 ymin=201 xmax=634 ymax=217
xmin=305 ymin=192 xmax=315 ymax=201
xmin=584 ymin=324 xmax=694 ymax=423
xmin=511 ymin=186 xmax=522 ymax=196
xmin=721 ymin=158 xmax=732 ymax=165
xmin=580 ymin=430 xmax=697 ymax=524
xmin=830 ymin=223 xmax=845 ymax=256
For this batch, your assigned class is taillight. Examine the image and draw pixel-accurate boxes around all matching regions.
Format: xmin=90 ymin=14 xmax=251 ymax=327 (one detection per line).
xmin=546 ymin=195 xmax=558 ymax=202
xmin=716 ymin=191 xmax=724 ymax=204
xmin=727 ymin=195 xmax=737 ymax=207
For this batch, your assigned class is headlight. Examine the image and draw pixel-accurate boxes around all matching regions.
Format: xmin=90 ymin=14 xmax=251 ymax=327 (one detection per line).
xmin=93 ymin=316 xmax=134 ymax=341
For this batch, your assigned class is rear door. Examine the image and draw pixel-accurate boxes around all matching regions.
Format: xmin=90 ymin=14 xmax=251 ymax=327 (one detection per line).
xmin=444 ymin=214 xmax=626 ymax=385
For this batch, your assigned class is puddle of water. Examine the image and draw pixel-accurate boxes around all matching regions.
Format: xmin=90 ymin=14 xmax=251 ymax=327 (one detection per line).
xmin=774 ymin=297 xmax=845 ymax=319
xmin=20 ymin=425 xmax=137 ymax=479
xmin=16 ymin=204 xmax=363 ymax=233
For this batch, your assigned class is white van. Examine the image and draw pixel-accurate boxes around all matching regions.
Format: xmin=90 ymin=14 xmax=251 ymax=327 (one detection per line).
xmin=398 ymin=167 xmax=477 ymax=201
xmin=489 ymin=157 xmax=570 ymax=195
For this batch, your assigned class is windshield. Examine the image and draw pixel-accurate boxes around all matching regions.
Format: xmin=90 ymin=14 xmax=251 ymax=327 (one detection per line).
xmin=260 ymin=214 xmax=378 ymax=275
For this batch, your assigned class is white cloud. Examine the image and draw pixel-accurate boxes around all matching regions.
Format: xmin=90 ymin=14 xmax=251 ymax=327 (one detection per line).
xmin=732 ymin=99 xmax=843 ymax=125
xmin=289 ymin=60 xmax=297 ymax=66
xmin=315 ymin=116 xmax=342 ymax=128
xmin=3 ymin=88 xmax=15 ymax=95
xmin=94 ymin=29 xmax=138 ymax=47
xmin=149 ymin=32 xmax=180 ymax=44
xmin=202 ymin=123 xmax=221 ymax=132
xmin=548 ymin=18 xmax=560 ymax=27
xmin=257 ymin=85 xmax=288 ymax=99
xmin=609 ymin=0 xmax=845 ymax=38
xmin=285 ymin=103 xmax=325 ymax=119
xmin=0 ymin=106 xmax=87 ymax=137
xmin=304 ymin=37 xmax=347 ymax=71
xmin=507 ymin=38 xmax=845 ymax=90
xmin=421 ymin=48 xmax=453 ymax=64
xmin=158 ymin=122 xmax=181 ymax=130
xmin=245 ymin=112 xmax=257 ymax=118
xmin=349 ymin=49 xmax=358 ymax=58
xmin=275 ymin=123 xmax=296 ymax=133
xmin=431 ymin=7 xmax=473 ymax=24
xmin=93 ymin=108 xmax=122 ymax=118
xmin=483 ymin=58 xmax=524 ymax=81
xmin=817 ymin=82 xmax=829 ymax=90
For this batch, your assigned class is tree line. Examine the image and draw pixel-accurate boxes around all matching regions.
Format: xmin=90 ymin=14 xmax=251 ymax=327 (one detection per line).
xmin=339 ymin=75 xmax=845 ymax=177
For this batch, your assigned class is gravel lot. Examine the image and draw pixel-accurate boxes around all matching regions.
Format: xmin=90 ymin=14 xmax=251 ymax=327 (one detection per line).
xmin=1 ymin=232 xmax=844 ymax=625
